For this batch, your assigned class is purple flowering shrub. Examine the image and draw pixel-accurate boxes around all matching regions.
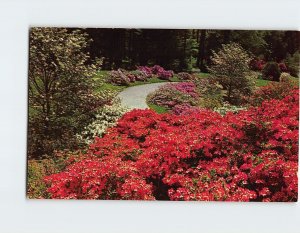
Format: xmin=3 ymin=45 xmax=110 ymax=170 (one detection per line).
xmin=137 ymin=65 xmax=174 ymax=80
xmin=147 ymin=82 xmax=199 ymax=109
xmin=166 ymin=82 xmax=199 ymax=98
xmin=108 ymin=69 xmax=152 ymax=85
xmin=171 ymin=104 xmax=202 ymax=115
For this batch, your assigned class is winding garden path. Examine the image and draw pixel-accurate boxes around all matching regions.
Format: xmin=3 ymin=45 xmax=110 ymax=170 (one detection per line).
xmin=117 ymin=82 xmax=172 ymax=109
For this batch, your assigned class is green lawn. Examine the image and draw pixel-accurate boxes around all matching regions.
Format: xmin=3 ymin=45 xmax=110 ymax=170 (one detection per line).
xmin=147 ymin=103 xmax=169 ymax=114
xmin=255 ymin=76 xmax=299 ymax=87
xmin=255 ymin=79 xmax=272 ymax=87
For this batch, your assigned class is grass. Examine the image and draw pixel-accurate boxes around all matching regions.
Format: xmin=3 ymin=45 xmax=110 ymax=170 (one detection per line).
xmin=255 ymin=79 xmax=271 ymax=87
xmin=255 ymin=76 xmax=299 ymax=87
xmin=147 ymin=103 xmax=169 ymax=114
xmin=196 ymin=72 xmax=210 ymax=78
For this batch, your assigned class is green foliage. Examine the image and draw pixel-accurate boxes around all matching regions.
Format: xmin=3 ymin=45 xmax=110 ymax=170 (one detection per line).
xmin=262 ymin=62 xmax=281 ymax=81
xmin=193 ymin=77 xmax=224 ymax=109
xmin=147 ymin=103 xmax=169 ymax=114
xmin=184 ymin=38 xmax=198 ymax=72
xmin=27 ymin=159 xmax=58 ymax=199
xmin=27 ymin=151 xmax=82 ymax=198
xmin=28 ymin=27 xmax=106 ymax=158
xmin=286 ymin=52 xmax=300 ymax=77
xmin=208 ymin=43 xmax=254 ymax=103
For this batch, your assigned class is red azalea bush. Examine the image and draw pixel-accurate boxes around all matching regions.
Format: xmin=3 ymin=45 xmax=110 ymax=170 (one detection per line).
xmin=248 ymin=81 xmax=297 ymax=106
xmin=278 ymin=62 xmax=288 ymax=72
xmin=45 ymin=90 xmax=299 ymax=201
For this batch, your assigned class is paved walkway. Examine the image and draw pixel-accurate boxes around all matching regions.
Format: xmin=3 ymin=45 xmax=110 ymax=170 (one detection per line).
xmin=117 ymin=82 xmax=171 ymax=109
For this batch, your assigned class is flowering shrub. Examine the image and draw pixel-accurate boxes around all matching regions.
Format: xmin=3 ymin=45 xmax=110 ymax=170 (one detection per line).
xmin=249 ymin=58 xmax=265 ymax=71
xmin=171 ymin=104 xmax=202 ymax=115
xmin=248 ymin=80 xmax=297 ymax=106
xmin=213 ymin=102 xmax=246 ymax=116
xmin=129 ymin=70 xmax=149 ymax=81
xmin=137 ymin=65 xmax=174 ymax=80
xmin=77 ymin=99 xmax=129 ymax=144
xmin=108 ymin=69 xmax=131 ymax=86
xmin=177 ymin=72 xmax=193 ymax=80
xmin=279 ymin=72 xmax=292 ymax=83
xmin=168 ymin=82 xmax=199 ymax=98
xmin=194 ymin=77 xmax=224 ymax=109
xmin=45 ymin=90 xmax=299 ymax=201
xmin=147 ymin=82 xmax=199 ymax=109
xmin=137 ymin=66 xmax=153 ymax=77
xmin=278 ymin=62 xmax=288 ymax=72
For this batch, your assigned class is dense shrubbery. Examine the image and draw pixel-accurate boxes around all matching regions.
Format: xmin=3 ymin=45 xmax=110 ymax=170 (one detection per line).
xmin=250 ymin=58 xmax=265 ymax=71
xmin=248 ymin=79 xmax=297 ymax=106
xmin=28 ymin=28 xmax=107 ymax=159
xmin=177 ymin=72 xmax=194 ymax=80
xmin=194 ymin=77 xmax=224 ymax=109
xmin=147 ymin=82 xmax=199 ymax=109
xmin=138 ymin=65 xmax=174 ymax=80
xmin=44 ymin=90 xmax=299 ymax=201
xmin=108 ymin=65 xmax=175 ymax=85
xmin=108 ymin=69 xmax=131 ymax=86
xmin=27 ymin=151 xmax=82 ymax=199
xmin=262 ymin=62 xmax=281 ymax=81
xmin=77 ymin=99 xmax=129 ymax=144
xmin=286 ymin=52 xmax=300 ymax=78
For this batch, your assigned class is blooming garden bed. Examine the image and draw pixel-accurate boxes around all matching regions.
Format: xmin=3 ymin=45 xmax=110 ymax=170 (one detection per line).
xmin=44 ymin=90 xmax=299 ymax=201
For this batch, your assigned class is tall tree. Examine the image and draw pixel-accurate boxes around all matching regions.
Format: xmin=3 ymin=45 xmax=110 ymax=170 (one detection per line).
xmin=28 ymin=28 xmax=104 ymax=158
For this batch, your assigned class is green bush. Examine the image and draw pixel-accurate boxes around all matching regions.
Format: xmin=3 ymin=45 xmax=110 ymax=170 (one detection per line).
xmin=27 ymin=159 xmax=57 ymax=199
xmin=193 ymin=77 xmax=224 ymax=109
xmin=262 ymin=62 xmax=281 ymax=81
xmin=286 ymin=52 xmax=300 ymax=78
xmin=27 ymin=151 xmax=83 ymax=198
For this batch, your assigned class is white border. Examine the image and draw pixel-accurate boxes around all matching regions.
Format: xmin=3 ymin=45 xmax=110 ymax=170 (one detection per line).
xmin=0 ymin=0 xmax=299 ymax=233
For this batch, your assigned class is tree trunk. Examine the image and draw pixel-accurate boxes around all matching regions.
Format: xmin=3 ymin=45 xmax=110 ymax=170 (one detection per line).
xmin=197 ymin=29 xmax=206 ymax=71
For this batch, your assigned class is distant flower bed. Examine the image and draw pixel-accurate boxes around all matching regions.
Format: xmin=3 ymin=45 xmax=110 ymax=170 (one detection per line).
xmin=44 ymin=90 xmax=299 ymax=201
xmin=137 ymin=65 xmax=174 ymax=80
xmin=147 ymin=82 xmax=199 ymax=110
xmin=108 ymin=65 xmax=175 ymax=86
